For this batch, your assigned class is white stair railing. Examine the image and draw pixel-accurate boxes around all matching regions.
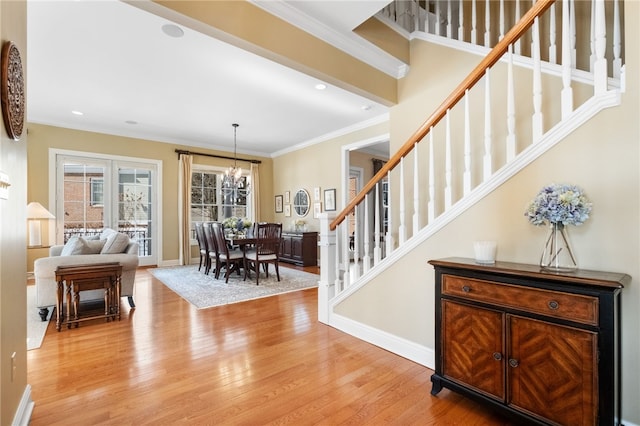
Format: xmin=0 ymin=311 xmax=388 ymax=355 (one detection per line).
xmin=318 ymin=0 xmax=625 ymax=321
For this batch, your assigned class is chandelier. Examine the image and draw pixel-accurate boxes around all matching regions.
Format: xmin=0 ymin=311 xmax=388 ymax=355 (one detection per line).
xmin=221 ymin=123 xmax=250 ymax=201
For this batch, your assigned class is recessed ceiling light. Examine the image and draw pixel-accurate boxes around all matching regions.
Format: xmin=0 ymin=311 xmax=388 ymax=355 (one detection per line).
xmin=125 ymin=120 xmax=138 ymax=125
xmin=315 ymin=83 xmax=327 ymax=90
xmin=71 ymin=110 xmax=83 ymax=116
xmin=361 ymin=105 xmax=373 ymax=111
xmin=161 ymin=24 xmax=184 ymax=38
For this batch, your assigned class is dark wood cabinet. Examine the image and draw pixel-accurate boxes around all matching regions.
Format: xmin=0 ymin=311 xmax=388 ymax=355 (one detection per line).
xmin=280 ymin=232 xmax=317 ymax=266
xmin=429 ymin=257 xmax=628 ymax=426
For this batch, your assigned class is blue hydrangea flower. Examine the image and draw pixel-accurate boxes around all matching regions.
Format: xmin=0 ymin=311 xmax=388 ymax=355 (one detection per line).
xmin=525 ymin=184 xmax=592 ymax=226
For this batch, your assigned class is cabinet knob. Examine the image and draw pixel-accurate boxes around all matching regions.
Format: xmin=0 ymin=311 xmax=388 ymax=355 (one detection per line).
xmin=548 ymin=300 xmax=559 ymax=310
xmin=508 ymin=358 xmax=519 ymax=368
xmin=493 ymin=352 xmax=503 ymax=361
xmin=462 ymin=285 xmax=471 ymax=293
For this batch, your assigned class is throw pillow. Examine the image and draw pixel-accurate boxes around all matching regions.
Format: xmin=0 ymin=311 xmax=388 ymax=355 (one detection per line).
xmin=84 ymin=238 xmax=106 ymax=254
xmin=101 ymin=232 xmax=130 ymax=254
xmin=60 ymin=236 xmax=87 ymax=256
xmin=100 ymin=228 xmax=116 ymax=240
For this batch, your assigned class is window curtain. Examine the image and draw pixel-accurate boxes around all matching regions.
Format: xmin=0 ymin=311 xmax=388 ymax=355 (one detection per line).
xmin=250 ymin=163 xmax=260 ymax=223
xmin=178 ymin=153 xmax=193 ymax=265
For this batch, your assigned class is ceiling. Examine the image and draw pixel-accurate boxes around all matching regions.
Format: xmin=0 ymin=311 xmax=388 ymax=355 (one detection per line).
xmin=26 ymin=0 xmax=393 ymax=158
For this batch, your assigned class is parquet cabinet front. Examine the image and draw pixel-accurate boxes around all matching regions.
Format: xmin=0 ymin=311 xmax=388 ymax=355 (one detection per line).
xmin=429 ymin=258 xmax=628 ymax=426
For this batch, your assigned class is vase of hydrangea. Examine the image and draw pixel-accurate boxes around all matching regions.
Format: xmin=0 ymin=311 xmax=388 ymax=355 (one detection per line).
xmin=525 ymin=183 xmax=592 ymax=272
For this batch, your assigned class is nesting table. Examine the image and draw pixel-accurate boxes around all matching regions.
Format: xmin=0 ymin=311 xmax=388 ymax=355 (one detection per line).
xmin=54 ymin=262 xmax=122 ymax=331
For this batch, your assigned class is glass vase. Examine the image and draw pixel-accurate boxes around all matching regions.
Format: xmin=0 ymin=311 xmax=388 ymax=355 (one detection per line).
xmin=540 ymin=223 xmax=578 ymax=272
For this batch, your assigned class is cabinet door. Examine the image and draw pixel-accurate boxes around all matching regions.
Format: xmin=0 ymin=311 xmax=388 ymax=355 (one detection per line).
xmin=291 ymin=237 xmax=303 ymax=260
xmin=281 ymin=235 xmax=292 ymax=258
xmin=508 ymin=316 xmax=597 ymax=425
xmin=442 ymin=300 xmax=505 ymax=400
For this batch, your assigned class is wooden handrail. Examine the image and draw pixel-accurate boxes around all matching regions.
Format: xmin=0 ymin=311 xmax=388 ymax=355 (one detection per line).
xmin=330 ymin=0 xmax=555 ymax=231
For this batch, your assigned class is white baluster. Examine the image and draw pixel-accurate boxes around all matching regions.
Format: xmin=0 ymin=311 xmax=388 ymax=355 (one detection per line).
xmin=506 ymin=46 xmax=516 ymax=161
xmin=471 ymin=0 xmax=477 ymax=45
xmin=463 ymin=91 xmax=471 ymax=195
xmin=499 ymin=0 xmax=505 ymax=41
xmin=514 ymin=0 xmax=521 ymax=55
xmin=613 ymin=0 xmax=621 ymax=79
xmin=351 ymin=207 xmax=360 ymax=283
xmin=561 ymin=0 xmax=574 ymax=119
xmin=532 ymin=17 xmax=543 ymax=142
xmin=483 ymin=69 xmax=492 ymax=181
xmin=341 ymin=221 xmax=349 ymax=291
xmin=458 ymin=0 xmax=464 ymax=41
xmin=374 ymin=182 xmax=381 ymax=265
xmin=447 ymin=0 xmax=452 ymax=39
xmin=593 ymin=0 xmax=607 ymax=94
xmin=548 ymin=3 xmax=557 ymax=64
xmin=427 ymin=130 xmax=435 ymax=223
xmin=484 ymin=0 xmax=491 ymax=47
xmin=398 ymin=158 xmax=407 ymax=244
xmin=385 ymin=170 xmax=394 ymax=256
xmin=590 ymin=0 xmax=596 ymax=71
xmin=362 ymin=193 xmax=371 ymax=273
xmin=335 ymin=220 xmax=342 ymax=293
xmin=413 ymin=143 xmax=420 ymax=235
xmin=436 ymin=0 xmax=442 ymax=36
xmin=445 ymin=110 xmax=452 ymax=209
xmin=570 ymin=0 xmax=576 ymax=67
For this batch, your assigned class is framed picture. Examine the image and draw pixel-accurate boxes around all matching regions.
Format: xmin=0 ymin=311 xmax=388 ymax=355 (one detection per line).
xmin=324 ymin=188 xmax=336 ymax=211
xmin=284 ymin=191 xmax=290 ymax=204
xmin=275 ymin=195 xmax=283 ymax=213
xmin=284 ymin=204 xmax=291 ymax=217
xmin=314 ymin=202 xmax=322 ymax=218
xmin=314 ymin=187 xmax=321 ymax=201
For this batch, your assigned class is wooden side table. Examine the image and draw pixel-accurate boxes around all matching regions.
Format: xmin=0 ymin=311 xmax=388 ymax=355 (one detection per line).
xmin=54 ymin=262 xmax=123 ymax=331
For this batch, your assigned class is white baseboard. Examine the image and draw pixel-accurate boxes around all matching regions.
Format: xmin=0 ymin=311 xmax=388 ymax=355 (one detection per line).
xmin=329 ymin=313 xmax=434 ymax=369
xmin=12 ymin=384 xmax=34 ymax=426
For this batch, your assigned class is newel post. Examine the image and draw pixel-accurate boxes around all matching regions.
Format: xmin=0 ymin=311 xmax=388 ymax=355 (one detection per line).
xmin=318 ymin=213 xmax=336 ymax=324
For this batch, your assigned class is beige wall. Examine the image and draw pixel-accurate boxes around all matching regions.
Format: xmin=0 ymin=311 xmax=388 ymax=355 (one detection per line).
xmin=26 ymin=124 xmax=274 ymax=264
xmin=334 ymin=2 xmax=640 ymax=423
xmin=0 ymin=0 xmax=28 ymax=423
xmin=271 ymin=122 xmax=388 ymax=233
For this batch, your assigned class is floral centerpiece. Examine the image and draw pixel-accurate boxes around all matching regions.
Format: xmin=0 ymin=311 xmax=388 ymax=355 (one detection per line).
xmin=223 ymin=216 xmax=252 ymax=236
xmin=524 ymin=183 xmax=592 ymax=271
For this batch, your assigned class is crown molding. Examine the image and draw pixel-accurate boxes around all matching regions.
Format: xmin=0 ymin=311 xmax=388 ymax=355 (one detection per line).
xmin=250 ymin=0 xmax=407 ymax=79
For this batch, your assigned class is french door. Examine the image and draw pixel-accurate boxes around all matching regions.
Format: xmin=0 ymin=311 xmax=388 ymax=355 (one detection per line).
xmin=53 ymin=151 xmax=160 ymax=266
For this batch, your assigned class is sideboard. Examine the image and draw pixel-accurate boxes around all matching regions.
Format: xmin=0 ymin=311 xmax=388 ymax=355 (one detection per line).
xmin=280 ymin=231 xmax=317 ymax=266
xmin=429 ymin=257 xmax=628 ymax=426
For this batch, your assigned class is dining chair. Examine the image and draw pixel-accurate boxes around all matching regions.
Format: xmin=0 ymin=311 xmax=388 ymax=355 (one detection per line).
xmin=211 ymin=222 xmax=245 ymax=283
xmin=244 ymin=222 xmax=282 ymax=285
xmin=194 ymin=222 xmax=209 ymax=273
xmin=202 ymin=222 xmax=219 ymax=277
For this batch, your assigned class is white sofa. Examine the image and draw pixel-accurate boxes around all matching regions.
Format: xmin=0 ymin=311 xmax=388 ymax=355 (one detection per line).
xmin=34 ymin=229 xmax=139 ymax=321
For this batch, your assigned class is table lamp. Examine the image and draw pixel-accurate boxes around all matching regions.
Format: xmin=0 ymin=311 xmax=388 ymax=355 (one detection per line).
xmin=27 ymin=202 xmax=55 ymax=247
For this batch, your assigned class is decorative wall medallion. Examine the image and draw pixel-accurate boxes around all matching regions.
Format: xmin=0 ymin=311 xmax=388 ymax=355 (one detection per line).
xmin=1 ymin=41 xmax=25 ymax=141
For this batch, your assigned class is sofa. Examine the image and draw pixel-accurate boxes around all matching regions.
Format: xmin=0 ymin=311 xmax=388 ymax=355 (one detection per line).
xmin=34 ymin=229 xmax=139 ymax=321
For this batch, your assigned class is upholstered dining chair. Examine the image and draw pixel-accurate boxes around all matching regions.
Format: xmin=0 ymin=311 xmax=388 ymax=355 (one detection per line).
xmin=211 ymin=222 xmax=245 ymax=283
xmin=202 ymin=222 xmax=219 ymax=277
xmin=194 ymin=222 xmax=209 ymax=273
xmin=244 ymin=222 xmax=282 ymax=285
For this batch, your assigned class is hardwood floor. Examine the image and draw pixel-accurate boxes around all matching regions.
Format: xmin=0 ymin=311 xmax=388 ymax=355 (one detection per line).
xmin=27 ymin=265 xmax=513 ymax=425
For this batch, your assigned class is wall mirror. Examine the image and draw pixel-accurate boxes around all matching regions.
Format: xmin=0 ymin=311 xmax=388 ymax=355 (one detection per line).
xmin=293 ymin=188 xmax=310 ymax=217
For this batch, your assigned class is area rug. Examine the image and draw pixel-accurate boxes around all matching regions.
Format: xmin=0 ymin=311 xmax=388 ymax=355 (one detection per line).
xmin=27 ymin=285 xmax=52 ymax=350
xmin=149 ymin=265 xmax=319 ymax=309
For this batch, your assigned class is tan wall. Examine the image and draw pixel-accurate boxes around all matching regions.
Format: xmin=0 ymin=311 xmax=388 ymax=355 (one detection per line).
xmin=334 ymin=2 xmax=640 ymax=423
xmin=271 ymin=122 xmax=389 ymax=233
xmin=26 ymin=124 xmax=274 ymax=264
xmin=0 ymin=0 xmax=28 ymax=422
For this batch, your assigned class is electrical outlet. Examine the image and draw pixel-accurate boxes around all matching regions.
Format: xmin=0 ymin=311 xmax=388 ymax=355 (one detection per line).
xmin=11 ymin=352 xmax=16 ymax=382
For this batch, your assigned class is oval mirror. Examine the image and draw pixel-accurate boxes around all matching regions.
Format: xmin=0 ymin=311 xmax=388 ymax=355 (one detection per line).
xmin=293 ymin=189 xmax=310 ymax=217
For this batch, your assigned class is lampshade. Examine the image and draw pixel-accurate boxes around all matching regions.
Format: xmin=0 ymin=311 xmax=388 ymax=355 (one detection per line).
xmin=27 ymin=202 xmax=55 ymax=219
xmin=26 ymin=202 xmax=55 ymax=247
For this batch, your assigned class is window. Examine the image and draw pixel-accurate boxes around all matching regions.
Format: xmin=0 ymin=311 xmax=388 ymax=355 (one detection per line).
xmin=90 ymin=177 xmax=104 ymax=206
xmin=190 ymin=169 xmax=250 ymax=237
